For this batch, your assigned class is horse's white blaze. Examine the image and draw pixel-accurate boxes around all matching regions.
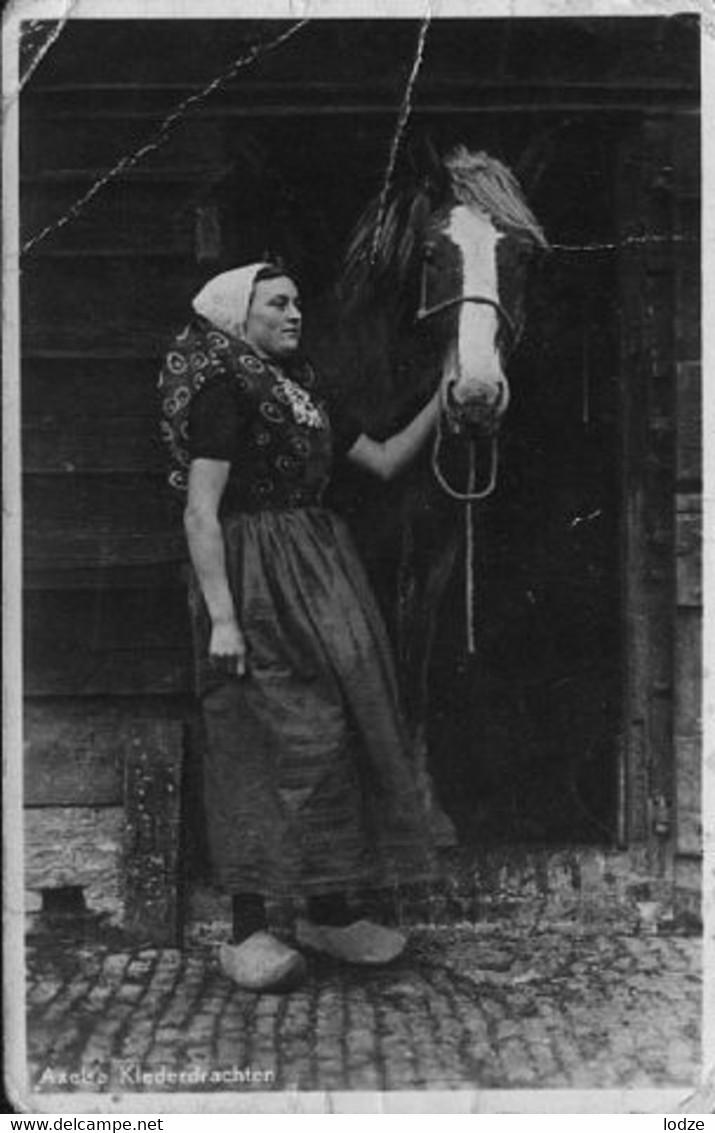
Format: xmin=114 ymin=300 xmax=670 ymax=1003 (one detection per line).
xmin=445 ymin=205 xmax=508 ymax=421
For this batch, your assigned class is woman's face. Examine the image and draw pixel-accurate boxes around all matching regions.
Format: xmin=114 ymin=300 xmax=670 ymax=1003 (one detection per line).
xmin=244 ymin=276 xmax=302 ymax=358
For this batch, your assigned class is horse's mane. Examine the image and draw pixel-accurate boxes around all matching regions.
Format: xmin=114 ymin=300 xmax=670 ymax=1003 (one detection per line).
xmin=445 ymin=147 xmax=548 ymax=248
xmin=339 ymin=186 xmax=431 ymax=317
xmin=339 ymin=146 xmax=548 ymax=317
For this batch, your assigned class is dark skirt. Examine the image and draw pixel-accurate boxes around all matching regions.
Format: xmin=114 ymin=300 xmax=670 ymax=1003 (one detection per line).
xmin=190 ymin=507 xmax=451 ymax=898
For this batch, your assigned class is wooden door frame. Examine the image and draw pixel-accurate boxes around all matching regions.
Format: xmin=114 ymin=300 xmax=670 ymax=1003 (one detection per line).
xmin=616 ymin=108 xmax=701 ymax=902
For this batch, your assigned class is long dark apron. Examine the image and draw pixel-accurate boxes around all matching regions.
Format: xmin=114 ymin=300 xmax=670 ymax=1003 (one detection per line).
xmin=184 ymin=339 xmax=451 ymax=898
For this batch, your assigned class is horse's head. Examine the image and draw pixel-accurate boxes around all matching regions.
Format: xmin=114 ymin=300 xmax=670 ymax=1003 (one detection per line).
xmin=339 ymin=144 xmax=547 ymax=437
xmin=417 ymin=202 xmax=510 ymax=436
xmin=416 ymin=148 xmax=548 ymax=438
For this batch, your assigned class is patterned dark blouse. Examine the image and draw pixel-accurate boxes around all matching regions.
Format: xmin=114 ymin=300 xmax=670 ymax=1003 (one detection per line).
xmin=188 ymin=340 xmax=361 ymax=516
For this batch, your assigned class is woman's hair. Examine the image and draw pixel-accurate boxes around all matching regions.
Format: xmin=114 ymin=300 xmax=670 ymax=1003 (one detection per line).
xmin=254 ymin=263 xmax=300 ymax=289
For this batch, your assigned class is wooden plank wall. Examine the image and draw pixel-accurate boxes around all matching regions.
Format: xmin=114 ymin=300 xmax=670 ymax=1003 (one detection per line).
xmin=21 ymin=101 xmax=221 ymax=657
xmin=21 ymin=90 xmax=215 ymax=935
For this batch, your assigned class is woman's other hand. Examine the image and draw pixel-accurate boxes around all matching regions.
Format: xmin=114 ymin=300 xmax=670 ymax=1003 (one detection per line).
xmin=209 ymin=617 xmax=247 ymax=678
xmin=185 ymin=458 xmax=246 ymax=674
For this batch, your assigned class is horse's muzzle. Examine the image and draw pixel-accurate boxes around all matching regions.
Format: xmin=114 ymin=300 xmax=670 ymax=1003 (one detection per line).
xmin=443 ymin=380 xmax=507 ymax=437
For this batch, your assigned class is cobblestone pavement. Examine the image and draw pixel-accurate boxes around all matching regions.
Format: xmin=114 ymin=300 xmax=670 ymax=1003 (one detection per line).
xmin=26 ymin=925 xmax=701 ymax=1097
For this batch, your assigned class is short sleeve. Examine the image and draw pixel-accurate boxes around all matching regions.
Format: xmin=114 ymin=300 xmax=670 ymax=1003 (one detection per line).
xmin=327 ymin=399 xmax=363 ymax=458
xmin=188 ymin=379 xmax=247 ymax=462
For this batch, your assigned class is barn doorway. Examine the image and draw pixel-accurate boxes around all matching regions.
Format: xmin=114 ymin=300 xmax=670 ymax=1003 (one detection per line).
xmin=212 ymin=112 xmax=624 ymax=848
xmin=425 ymin=121 xmax=623 ymax=845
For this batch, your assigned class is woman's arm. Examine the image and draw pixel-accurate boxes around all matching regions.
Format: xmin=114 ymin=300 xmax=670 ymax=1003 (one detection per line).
xmin=345 ymin=389 xmax=440 ymax=481
xmin=184 ymin=458 xmax=246 ymax=676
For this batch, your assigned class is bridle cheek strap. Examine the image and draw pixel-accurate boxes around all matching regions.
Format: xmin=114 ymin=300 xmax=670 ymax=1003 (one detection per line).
xmin=416 ymin=293 xmax=517 ymax=348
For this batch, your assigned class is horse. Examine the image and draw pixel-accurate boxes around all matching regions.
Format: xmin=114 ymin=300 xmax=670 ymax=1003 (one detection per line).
xmin=320 ymin=144 xmax=548 ymax=814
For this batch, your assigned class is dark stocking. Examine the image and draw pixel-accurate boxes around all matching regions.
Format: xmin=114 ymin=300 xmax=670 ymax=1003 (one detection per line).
xmin=307 ymin=892 xmax=353 ymax=927
xmin=231 ymin=893 xmax=267 ymax=944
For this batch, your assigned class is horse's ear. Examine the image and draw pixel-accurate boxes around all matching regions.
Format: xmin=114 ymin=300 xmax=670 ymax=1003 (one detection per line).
xmin=407 ymin=134 xmax=450 ymax=206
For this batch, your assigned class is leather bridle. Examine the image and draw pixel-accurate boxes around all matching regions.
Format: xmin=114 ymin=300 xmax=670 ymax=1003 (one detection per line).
xmin=416 ymin=251 xmax=518 ymax=340
xmin=416 ymin=292 xmax=518 ymax=348
xmin=416 ymin=275 xmax=516 ymax=654
xmin=416 ymin=274 xmax=514 ymax=503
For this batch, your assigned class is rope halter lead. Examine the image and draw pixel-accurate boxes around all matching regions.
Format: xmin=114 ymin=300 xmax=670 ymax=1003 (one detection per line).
xmin=416 ymin=287 xmax=516 ymax=654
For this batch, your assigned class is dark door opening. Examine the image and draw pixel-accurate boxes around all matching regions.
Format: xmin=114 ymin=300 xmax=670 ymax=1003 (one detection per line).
xmin=215 ymin=112 xmax=623 ymax=849
xmin=425 ymin=121 xmax=622 ymax=845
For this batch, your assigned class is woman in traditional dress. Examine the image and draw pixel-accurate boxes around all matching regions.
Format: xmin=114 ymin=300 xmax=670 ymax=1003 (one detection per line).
xmin=159 ymin=263 xmax=451 ymax=992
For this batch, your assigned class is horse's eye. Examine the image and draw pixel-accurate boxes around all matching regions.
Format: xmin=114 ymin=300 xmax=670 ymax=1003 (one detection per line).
xmin=423 ymin=244 xmax=436 ymax=264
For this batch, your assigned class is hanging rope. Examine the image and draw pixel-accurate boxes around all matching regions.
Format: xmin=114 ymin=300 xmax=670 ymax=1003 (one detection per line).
xmin=465 ymin=445 xmax=476 ymax=655
xmin=431 ymin=418 xmax=499 ymax=656
xmin=430 ymin=418 xmax=499 ymax=502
